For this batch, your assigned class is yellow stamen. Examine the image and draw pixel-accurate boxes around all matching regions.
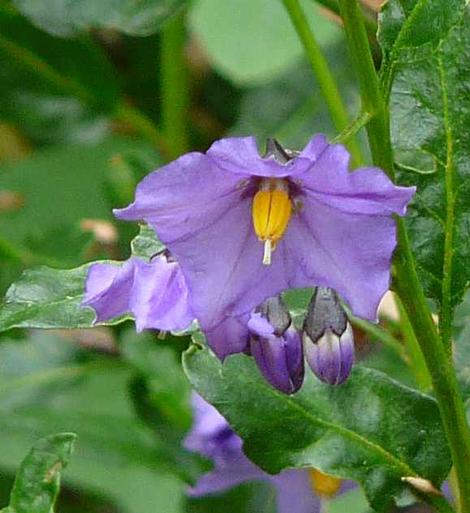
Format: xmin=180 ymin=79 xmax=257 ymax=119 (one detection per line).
xmin=309 ymin=469 xmax=342 ymax=498
xmin=252 ymin=179 xmax=292 ymax=265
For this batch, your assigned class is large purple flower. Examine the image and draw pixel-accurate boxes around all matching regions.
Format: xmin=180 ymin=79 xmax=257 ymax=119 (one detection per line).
xmin=115 ymin=135 xmax=415 ymax=358
xmin=185 ymin=393 xmax=348 ymax=513
xmin=82 ymin=254 xmax=194 ymax=332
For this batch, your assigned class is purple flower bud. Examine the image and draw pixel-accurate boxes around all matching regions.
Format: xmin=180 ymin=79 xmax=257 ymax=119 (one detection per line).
xmin=248 ymin=296 xmax=304 ymax=394
xmin=303 ymin=288 xmax=354 ymax=385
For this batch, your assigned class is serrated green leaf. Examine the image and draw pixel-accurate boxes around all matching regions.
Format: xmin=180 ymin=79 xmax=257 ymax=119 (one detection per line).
xmin=2 ymin=432 xmax=76 ymax=513
xmin=11 ymin=0 xmax=188 ymax=37
xmin=379 ymin=2 xmax=470 ymax=313
xmin=183 ymin=345 xmax=451 ymax=512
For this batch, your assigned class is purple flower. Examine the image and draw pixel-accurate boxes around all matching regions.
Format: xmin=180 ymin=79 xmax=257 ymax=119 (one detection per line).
xmin=248 ymin=296 xmax=304 ymax=394
xmin=303 ymin=287 xmax=354 ymax=385
xmin=185 ymin=393 xmax=348 ymax=513
xmin=115 ymin=135 xmax=415 ymax=359
xmin=82 ymin=254 xmax=194 ymax=332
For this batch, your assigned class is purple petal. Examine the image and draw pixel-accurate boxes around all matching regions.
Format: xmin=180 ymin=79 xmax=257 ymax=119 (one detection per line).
xmin=83 ymin=260 xmax=134 ymax=322
xmin=184 ymin=394 xmax=266 ymax=496
xmin=282 ymin=195 xmax=398 ymax=321
xmin=305 ymin=326 xmax=354 ymax=385
xmin=83 ymin=256 xmax=193 ymax=332
xmin=250 ymin=327 xmax=304 ymax=394
xmin=247 ymin=312 xmax=275 ymax=338
xmin=297 ymin=134 xmax=330 ymax=162
xmin=130 ymin=257 xmax=193 ymax=332
xmin=205 ymin=315 xmax=251 ymax=360
xmin=272 ymin=470 xmax=321 ymax=513
xmin=207 ymin=136 xmax=314 ymax=178
xmin=297 ymin=143 xmax=415 ymax=216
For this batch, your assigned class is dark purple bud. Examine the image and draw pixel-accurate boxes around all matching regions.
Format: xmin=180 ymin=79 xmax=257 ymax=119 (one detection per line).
xmin=248 ymin=296 xmax=304 ymax=394
xmin=302 ymin=287 xmax=354 ymax=385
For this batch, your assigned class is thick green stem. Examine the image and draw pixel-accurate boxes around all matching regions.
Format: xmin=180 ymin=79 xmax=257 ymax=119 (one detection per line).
xmin=282 ymin=0 xmax=364 ymax=167
xmin=160 ymin=9 xmax=189 ymax=159
xmin=338 ymin=0 xmax=470 ymax=510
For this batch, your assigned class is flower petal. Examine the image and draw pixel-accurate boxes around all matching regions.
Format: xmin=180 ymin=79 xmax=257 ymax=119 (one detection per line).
xmin=272 ymin=470 xmax=321 ymax=513
xmin=282 ymin=195 xmax=398 ymax=320
xmin=83 ymin=260 xmax=134 ymax=322
xmin=250 ymin=327 xmax=304 ymax=394
xmin=207 ymin=136 xmax=314 ymax=177
xmin=83 ymin=257 xmax=193 ymax=332
xmin=130 ymin=257 xmax=193 ymax=332
xmin=297 ymin=143 xmax=415 ymax=215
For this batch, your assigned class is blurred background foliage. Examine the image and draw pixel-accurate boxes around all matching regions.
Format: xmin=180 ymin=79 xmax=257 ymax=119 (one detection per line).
xmin=0 ymin=0 xmax=454 ymax=511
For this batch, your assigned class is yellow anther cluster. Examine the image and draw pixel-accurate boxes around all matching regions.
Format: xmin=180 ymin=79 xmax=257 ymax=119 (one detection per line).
xmin=252 ymin=179 xmax=292 ymax=265
xmin=252 ymin=189 xmax=292 ymax=243
xmin=309 ymin=469 xmax=342 ymax=498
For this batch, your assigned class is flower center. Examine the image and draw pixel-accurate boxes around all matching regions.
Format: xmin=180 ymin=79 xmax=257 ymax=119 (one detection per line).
xmin=252 ymin=178 xmax=292 ymax=265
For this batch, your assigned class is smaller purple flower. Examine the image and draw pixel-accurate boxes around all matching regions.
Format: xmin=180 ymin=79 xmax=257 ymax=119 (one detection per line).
xmin=248 ymin=296 xmax=304 ymax=394
xmin=302 ymin=287 xmax=354 ymax=385
xmin=185 ymin=393 xmax=348 ymax=513
xmin=82 ymin=253 xmax=194 ymax=332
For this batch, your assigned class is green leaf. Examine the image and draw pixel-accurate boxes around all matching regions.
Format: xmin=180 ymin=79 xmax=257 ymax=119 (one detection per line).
xmin=0 ymin=265 xmax=95 ymax=332
xmin=183 ymin=344 xmax=451 ymax=512
xmin=130 ymin=224 xmax=165 ymax=259
xmin=0 ymin=223 xmax=161 ymax=333
xmin=2 ymin=432 xmax=76 ymax=513
xmin=11 ymin=0 xmax=188 ymax=37
xmin=189 ymin=0 xmax=341 ymax=85
xmin=379 ymin=2 xmax=470 ymax=311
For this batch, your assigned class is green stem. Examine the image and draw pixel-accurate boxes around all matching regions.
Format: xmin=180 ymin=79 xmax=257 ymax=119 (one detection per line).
xmin=115 ymin=103 xmax=170 ymax=157
xmin=160 ymin=9 xmax=189 ymax=159
xmin=338 ymin=0 xmax=470 ymax=511
xmin=282 ymin=0 xmax=364 ymax=167
xmin=310 ymin=0 xmax=377 ymax=40
xmin=395 ymin=294 xmax=432 ymax=392
xmin=332 ymin=110 xmax=372 ymax=145
xmin=348 ymin=313 xmax=407 ymax=361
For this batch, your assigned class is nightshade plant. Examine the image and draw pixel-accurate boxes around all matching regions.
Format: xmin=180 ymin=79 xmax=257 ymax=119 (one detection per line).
xmin=0 ymin=1 xmax=470 ymax=513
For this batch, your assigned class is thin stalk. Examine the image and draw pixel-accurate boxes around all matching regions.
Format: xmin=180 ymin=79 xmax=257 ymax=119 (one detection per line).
xmin=282 ymin=0 xmax=364 ymax=167
xmin=160 ymin=9 xmax=189 ymax=159
xmin=115 ymin=103 xmax=170 ymax=157
xmin=310 ymin=0 xmax=377 ymax=40
xmin=395 ymin=294 xmax=432 ymax=392
xmin=337 ymin=0 xmax=470 ymax=510
xmin=332 ymin=110 xmax=372 ymax=144
xmin=348 ymin=313 xmax=407 ymax=361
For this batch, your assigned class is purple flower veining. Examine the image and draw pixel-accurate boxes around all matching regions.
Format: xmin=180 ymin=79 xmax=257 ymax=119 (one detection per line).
xmin=114 ymin=135 xmax=415 ymax=359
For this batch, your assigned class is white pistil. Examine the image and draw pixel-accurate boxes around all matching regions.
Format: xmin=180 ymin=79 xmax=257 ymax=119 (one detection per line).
xmin=263 ymin=239 xmax=272 ymax=266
